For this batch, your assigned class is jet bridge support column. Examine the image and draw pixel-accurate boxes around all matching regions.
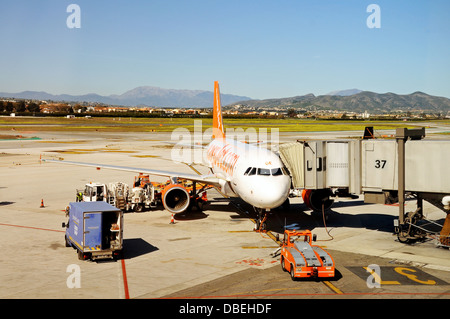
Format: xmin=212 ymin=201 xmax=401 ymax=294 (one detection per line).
xmin=395 ymin=127 xmax=426 ymax=242
xmin=397 ymin=129 xmax=406 ymax=225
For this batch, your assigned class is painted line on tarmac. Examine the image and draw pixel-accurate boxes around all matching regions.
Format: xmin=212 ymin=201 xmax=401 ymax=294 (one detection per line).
xmin=162 ymin=291 xmax=450 ymax=299
xmin=322 ymin=281 xmax=344 ymax=294
xmin=121 ymin=259 xmax=130 ymax=299
xmin=0 ymin=222 xmax=65 ymax=233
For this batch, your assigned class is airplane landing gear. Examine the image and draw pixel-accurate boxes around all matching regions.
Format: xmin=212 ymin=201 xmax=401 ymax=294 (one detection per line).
xmin=254 ymin=207 xmax=270 ymax=232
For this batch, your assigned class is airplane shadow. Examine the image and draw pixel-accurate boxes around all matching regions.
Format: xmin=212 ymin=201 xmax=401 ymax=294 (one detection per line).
xmin=174 ymin=211 xmax=209 ymax=221
xmin=131 ymin=195 xmax=399 ymax=235
xmin=267 ymin=202 xmax=397 ymax=234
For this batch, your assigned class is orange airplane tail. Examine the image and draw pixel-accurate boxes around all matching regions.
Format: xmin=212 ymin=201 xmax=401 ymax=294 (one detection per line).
xmin=212 ymin=81 xmax=225 ymax=139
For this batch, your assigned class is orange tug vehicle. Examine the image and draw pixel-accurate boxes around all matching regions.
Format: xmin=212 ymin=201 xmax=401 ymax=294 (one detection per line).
xmin=280 ymin=230 xmax=335 ymax=280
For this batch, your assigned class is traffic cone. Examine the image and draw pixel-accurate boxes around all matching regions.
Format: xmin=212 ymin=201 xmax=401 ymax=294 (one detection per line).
xmin=170 ymin=214 xmax=175 ymax=224
xmin=40 ymin=199 xmax=45 ymax=208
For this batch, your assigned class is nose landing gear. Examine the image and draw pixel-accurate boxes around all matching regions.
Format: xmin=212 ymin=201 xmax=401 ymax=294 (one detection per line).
xmin=254 ymin=207 xmax=270 ymax=232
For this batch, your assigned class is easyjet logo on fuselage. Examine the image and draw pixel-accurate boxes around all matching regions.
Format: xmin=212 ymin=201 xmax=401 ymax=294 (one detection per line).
xmin=207 ymin=143 xmax=240 ymax=175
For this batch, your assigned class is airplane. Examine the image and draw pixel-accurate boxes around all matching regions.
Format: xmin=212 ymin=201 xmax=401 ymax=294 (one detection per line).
xmin=44 ymin=81 xmax=292 ymax=229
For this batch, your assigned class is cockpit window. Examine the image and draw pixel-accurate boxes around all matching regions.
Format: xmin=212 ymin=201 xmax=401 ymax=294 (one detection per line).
xmin=246 ymin=167 xmax=287 ymax=176
xmin=271 ymin=168 xmax=283 ymax=176
xmin=257 ymin=168 xmax=271 ymax=176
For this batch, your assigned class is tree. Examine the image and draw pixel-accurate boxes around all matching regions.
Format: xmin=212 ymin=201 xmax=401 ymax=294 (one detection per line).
xmin=27 ymin=102 xmax=40 ymax=113
xmin=15 ymin=100 xmax=26 ymax=112
xmin=5 ymin=102 xmax=14 ymax=113
xmin=287 ymin=108 xmax=297 ymax=118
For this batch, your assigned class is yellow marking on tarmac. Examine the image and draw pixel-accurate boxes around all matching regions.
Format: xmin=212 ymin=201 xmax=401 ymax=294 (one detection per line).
xmin=37 ymin=140 xmax=87 ymax=144
xmin=394 ymin=267 xmax=436 ymax=285
xmin=364 ymin=267 xmax=401 ymax=285
xmin=266 ymin=230 xmax=282 ymax=245
xmin=131 ymin=155 xmax=160 ymax=158
xmin=322 ymin=281 xmax=343 ymax=294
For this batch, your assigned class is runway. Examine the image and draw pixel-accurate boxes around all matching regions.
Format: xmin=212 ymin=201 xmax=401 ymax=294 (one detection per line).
xmin=0 ymin=128 xmax=449 ymax=300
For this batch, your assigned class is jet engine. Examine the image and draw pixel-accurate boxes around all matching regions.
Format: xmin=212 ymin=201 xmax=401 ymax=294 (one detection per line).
xmin=161 ymin=184 xmax=191 ymax=214
xmin=302 ymin=189 xmax=334 ymax=212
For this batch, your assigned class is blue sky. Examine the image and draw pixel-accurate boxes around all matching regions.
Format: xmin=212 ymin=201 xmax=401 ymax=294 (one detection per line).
xmin=0 ymin=0 xmax=449 ymax=99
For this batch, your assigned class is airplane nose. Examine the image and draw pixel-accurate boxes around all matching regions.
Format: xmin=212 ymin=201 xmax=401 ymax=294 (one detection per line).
xmin=255 ymin=177 xmax=290 ymax=209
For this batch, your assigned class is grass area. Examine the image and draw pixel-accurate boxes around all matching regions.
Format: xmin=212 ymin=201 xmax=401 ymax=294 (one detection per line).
xmin=0 ymin=116 xmax=447 ymax=134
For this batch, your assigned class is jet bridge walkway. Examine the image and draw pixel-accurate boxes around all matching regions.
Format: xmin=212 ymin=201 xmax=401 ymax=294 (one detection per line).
xmin=278 ymin=127 xmax=450 ymax=247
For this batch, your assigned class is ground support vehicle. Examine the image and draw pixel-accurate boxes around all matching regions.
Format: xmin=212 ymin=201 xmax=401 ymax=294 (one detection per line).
xmin=107 ymin=182 xmax=130 ymax=211
xmin=63 ymin=202 xmax=123 ymax=261
xmin=78 ymin=182 xmax=108 ymax=202
xmin=78 ymin=180 xmax=158 ymax=212
xmin=280 ymin=230 xmax=335 ymax=280
xmin=129 ymin=183 xmax=156 ymax=212
xmin=129 ymin=174 xmax=158 ymax=212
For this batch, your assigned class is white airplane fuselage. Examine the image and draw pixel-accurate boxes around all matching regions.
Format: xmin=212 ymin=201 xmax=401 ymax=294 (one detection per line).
xmin=206 ymin=137 xmax=291 ymax=210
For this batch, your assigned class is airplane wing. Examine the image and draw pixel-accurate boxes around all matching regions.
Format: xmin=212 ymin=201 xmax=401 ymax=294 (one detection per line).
xmin=42 ymin=159 xmax=223 ymax=187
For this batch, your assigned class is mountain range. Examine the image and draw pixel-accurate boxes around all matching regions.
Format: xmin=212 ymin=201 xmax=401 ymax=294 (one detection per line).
xmin=1 ymin=87 xmax=449 ymax=114
xmin=0 ymin=86 xmax=251 ymax=108
xmin=227 ymin=90 xmax=450 ymax=114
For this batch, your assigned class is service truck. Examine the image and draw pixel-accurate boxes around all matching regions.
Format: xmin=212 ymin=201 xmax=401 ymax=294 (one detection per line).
xmin=63 ymin=201 xmax=124 ymax=261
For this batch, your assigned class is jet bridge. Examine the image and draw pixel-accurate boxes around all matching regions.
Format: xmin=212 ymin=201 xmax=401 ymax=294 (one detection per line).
xmin=278 ymin=127 xmax=450 ymax=246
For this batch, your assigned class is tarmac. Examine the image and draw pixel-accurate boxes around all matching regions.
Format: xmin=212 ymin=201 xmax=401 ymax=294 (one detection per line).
xmin=0 ymin=127 xmax=449 ymax=300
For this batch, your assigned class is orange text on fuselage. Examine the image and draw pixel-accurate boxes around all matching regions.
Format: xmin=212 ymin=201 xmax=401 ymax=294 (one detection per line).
xmin=207 ymin=143 xmax=240 ymax=175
